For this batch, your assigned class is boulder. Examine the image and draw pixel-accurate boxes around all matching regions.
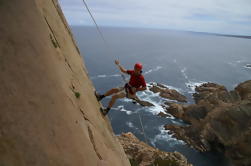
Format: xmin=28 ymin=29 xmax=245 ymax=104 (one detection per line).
xmin=193 ymin=82 xmax=233 ymax=104
xmin=149 ymin=83 xmax=187 ymax=102
xmin=165 ymin=103 xmax=184 ymax=119
xmin=235 ymin=80 xmax=251 ymax=100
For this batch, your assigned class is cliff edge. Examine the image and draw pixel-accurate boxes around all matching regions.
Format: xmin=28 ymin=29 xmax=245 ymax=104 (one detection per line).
xmin=0 ymin=0 xmax=130 ymax=165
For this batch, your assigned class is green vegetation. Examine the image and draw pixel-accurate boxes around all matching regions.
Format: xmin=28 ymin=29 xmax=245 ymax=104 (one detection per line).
xmin=74 ymin=92 xmax=80 ymax=99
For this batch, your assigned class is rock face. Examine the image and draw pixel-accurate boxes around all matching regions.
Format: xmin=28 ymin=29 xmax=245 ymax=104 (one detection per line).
xmin=0 ymin=0 xmax=130 ymax=166
xmin=135 ymin=98 xmax=155 ymax=107
xmin=235 ymin=81 xmax=251 ymax=100
xmin=117 ymin=132 xmax=192 ymax=166
xmin=165 ymin=103 xmax=185 ymax=119
xmin=163 ymin=81 xmax=251 ymax=166
xmin=157 ymin=111 xmax=172 ymax=118
xmin=149 ymin=83 xmax=187 ymax=102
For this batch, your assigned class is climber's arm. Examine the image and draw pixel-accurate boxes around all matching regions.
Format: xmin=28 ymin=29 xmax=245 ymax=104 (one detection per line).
xmin=136 ymin=77 xmax=147 ymax=92
xmin=115 ymin=60 xmax=127 ymax=74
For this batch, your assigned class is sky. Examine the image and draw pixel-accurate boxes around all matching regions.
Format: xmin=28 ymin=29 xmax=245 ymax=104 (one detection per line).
xmin=59 ymin=0 xmax=251 ymax=35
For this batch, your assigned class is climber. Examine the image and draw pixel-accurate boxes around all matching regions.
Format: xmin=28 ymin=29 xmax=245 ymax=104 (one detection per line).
xmin=95 ymin=60 xmax=147 ymax=116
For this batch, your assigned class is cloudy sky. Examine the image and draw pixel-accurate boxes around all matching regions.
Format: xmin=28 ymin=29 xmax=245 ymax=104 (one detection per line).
xmin=59 ymin=0 xmax=251 ymax=35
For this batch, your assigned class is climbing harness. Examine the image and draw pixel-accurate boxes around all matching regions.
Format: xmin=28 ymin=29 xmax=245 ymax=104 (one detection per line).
xmin=124 ymin=83 xmax=134 ymax=97
xmin=82 ymin=0 xmax=148 ymax=144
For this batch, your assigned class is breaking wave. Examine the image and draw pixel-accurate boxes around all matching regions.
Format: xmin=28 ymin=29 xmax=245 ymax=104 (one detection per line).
xmin=150 ymin=126 xmax=185 ymax=147
xmin=181 ymin=67 xmax=188 ymax=80
xmin=114 ymin=105 xmax=133 ymax=115
xmin=179 ymin=66 xmax=207 ymax=93
xmin=144 ymin=66 xmax=163 ymax=75
xmin=185 ymin=81 xmax=207 ymax=93
xmin=126 ymin=121 xmax=135 ymax=128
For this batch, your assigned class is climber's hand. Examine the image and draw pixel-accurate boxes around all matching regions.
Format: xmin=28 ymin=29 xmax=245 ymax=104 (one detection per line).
xmin=115 ymin=60 xmax=120 ymax=65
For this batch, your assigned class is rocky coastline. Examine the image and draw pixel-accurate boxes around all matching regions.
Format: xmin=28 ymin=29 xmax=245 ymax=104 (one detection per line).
xmin=158 ymin=80 xmax=251 ymax=166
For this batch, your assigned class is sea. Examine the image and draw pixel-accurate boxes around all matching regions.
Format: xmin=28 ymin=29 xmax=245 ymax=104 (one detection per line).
xmin=71 ymin=26 xmax=251 ymax=166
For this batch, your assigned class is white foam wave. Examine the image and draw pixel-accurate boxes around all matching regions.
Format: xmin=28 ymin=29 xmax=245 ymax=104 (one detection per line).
xmin=236 ymin=60 xmax=243 ymax=63
xmin=181 ymin=67 xmax=188 ymax=80
xmin=125 ymin=121 xmax=142 ymax=134
xmin=227 ymin=60 xmax=246 ymax=67
xmin=144 ymin=66 xmax=163 ymax=75
xmin=134 ymin=88 xmax=175 ymax=118
xmin=178 ymin=65 xmax=207 ymax=94
xmin=147 ymin=103 xmax=165 ymax=115
xmin=90 ymin=74 xmax=122 ymax=80
xmin=150 ymin=126 xmax=185 ymax=147
xmin=115 ymin=105 xmax=133 ymax=115
xmin=117 ymin=82 xmax=180 ymax=117
xmin=185 ymin=81 xmax=207 ymax=93
xmin=227 ymin=62 xmax=236 ymax=66
xmin=97 ymin=75 xmax=107 ymax=78
xmin=121 ymin=97 xmax=133 ymax=103
xmin=138 ymin=86 xmax=160 ymax=98
xmin=126 ymin=121 xmax=134 ymax=128
xmin=171 ymin=119 xmax=187 ymax=126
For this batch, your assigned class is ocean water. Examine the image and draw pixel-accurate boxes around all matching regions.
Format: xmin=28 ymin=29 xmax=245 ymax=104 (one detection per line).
xmin=71 ymin=26 xmax=251 ymax=166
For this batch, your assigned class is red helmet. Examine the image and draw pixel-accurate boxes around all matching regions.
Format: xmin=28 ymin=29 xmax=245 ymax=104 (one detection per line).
xmin=134 ymin=63 xmax=143 ymax=70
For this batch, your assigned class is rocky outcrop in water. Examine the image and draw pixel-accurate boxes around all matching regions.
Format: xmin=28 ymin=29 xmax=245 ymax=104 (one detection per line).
xmin=245 ymin=64 xmax=251 ymax=69
xmin=149 ymin=83 xmax=187 ymax=102
xmin=163 ymin=80 xmax=251 ymax=166
xmin=117 ymin=132 xmax=192 ymax=166
xmin=135 ymin=98 xmax=155 ymax=107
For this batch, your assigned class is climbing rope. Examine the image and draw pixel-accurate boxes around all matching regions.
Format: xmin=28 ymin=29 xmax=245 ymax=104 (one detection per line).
xmin=82 ymin=0 xmax=127 ymax=83
xmin=138 ymin=111 xmax=148 ymax=144
xmin=82 ymin=0 xmax=108 ymax=48
xmin=81 ymin=0 xmax=148 ymax=144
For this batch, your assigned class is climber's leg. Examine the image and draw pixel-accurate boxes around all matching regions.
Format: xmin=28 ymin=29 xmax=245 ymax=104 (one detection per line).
xmin=107 ymin=92 xmax=126 ymax=109
xmin=104 ymin=88 xmax=120 ymax=96
xmin=100 ymin=92 xmax=126 ymax=116
xmin=96 ymin=87 xmax=123 ymax=101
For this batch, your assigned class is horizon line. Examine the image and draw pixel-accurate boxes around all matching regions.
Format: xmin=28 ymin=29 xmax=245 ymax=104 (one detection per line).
xmin=70 ymin=25 xmax=251 ymax=39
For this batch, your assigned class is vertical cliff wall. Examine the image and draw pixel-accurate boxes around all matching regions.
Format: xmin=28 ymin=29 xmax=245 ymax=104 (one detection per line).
xmin=0 ymin=0 xmax=130 ymax=165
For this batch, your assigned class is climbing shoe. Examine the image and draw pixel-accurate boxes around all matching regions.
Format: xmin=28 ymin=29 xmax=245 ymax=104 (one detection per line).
xmin=132 ymin=100 xmax=137 ymax=104
xmin=95 ymin=91 xmax=105 ymax=101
